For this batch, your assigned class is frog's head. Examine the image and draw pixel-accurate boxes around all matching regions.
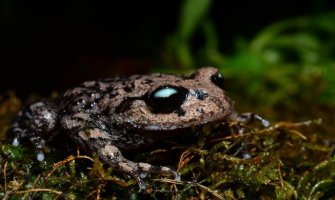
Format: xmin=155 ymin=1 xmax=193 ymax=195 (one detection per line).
xmin=114 ymin=67 xmax=233 ymax=131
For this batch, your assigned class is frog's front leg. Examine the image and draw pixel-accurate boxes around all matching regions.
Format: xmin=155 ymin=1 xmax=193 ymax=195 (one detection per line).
xmin=80 ymin=128 xmax=179 ymax=191
xmin=9 ymin=100 xmax=58 ymax=161
xmin=98 ymin=141 xmax=179 ymax=191
xmin=61 ymin=115 xmax=179 ymax=191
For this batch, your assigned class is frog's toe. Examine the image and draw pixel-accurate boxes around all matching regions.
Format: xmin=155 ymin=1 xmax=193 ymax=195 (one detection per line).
xmin=119 ymin=161 xmax=179 ymax=192
xmin=235 ymin=112 xmax=270 ymax=127
xmin=10 ymin=125 xmax=28 ymax=147
xmin=253 ymin=114 xmax=270 ymax=127
xmin=137 ymin=163 xmax=180 ymax=185
xmin=138 ymin=162 xmax=178 ymax=178
xmin=157 ymin=165 xmax=180 ymax=181
xmin=135 ymin=177 xmax=147 ymax=192
xmin=29 ymin=135 xmax=47 ymax=161
xmin=131 ymin=164 xmax=179 ymax=192
xmin=37 ymin=150 xmax=45 ymax=161
xmin=12 ymin=137 xmax=20 ymax=146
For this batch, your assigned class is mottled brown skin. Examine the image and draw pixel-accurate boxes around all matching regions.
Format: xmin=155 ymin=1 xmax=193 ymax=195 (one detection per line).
xmin=9 ymin=67 xmax=233 ymax=191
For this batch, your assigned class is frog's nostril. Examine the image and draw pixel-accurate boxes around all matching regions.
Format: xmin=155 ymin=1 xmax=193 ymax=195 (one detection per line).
xmin=195 ymin=90 xmax=209 ymax=100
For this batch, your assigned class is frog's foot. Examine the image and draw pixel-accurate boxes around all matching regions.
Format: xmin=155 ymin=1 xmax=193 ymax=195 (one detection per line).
xmin=29 ymin=135 xmax=47 ymax=161
xmin=11 ymin=125 xmax=47 ymax=161
xmin=99 ymin=144 xmax=179 ymax=192
xmin=11 ymin=121 xmax=27 ymax=147
xmin=231 ymin=112 xmax=270 ymax=127
xmin=8 ymin=99 xmax=58 ymax=161
xmin=119 ymin=161 xmax=180 ymax=192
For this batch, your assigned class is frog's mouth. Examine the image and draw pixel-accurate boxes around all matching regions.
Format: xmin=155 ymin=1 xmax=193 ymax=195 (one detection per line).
xmin=141 ymin=116 xmax=228 ymax=131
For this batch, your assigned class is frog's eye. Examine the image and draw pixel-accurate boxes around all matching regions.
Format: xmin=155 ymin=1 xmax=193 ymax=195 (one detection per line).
xmin=147 ymin=86 xmax=188 ymax=113
xmin=211 ymin=72 xmax=224 ymax=89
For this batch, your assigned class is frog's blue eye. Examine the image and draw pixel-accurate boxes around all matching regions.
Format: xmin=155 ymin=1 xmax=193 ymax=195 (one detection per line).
xmin=211 ymin=72 xmax=224 ymax=89
xmin=153 ymin=87 xmax=178 ymax=98
xmin=147 ymin=86 xmax=188 ymax=113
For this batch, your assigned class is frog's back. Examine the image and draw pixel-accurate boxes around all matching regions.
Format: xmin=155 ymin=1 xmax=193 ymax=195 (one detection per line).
xmin=59 ymin=77 xmax=135 ymax=115
xmin=59 ymin=73 xmax=190 ymax=116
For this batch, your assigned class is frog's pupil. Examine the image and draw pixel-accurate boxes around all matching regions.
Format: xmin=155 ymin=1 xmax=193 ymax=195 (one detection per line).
xmin=147 ymin=86 xmax=188 ymax=114
xmin=211 ymin=72 xmax=224 ymax=89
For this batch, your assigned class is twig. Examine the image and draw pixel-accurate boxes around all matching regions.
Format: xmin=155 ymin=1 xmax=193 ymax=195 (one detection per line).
xmin=153 ymin=179 xmax=224 ymax=200
xmin=3 ymin=161 xmax=8 ymax=191
xmin=177 ymin=150 xmax=195 ymax=171
xmin=46 ymin=154 xmax=94 ymax=178
xmin=4 ymin=188 xmax=62 ymax=199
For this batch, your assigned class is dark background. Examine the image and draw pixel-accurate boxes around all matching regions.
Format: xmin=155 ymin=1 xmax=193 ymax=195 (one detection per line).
xmin=1 ymin=0 xmax=334 ymax=97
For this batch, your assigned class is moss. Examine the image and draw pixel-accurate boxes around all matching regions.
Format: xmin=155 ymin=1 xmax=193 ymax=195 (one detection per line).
xmin=0 ymin=92 xmax=334 ymax=199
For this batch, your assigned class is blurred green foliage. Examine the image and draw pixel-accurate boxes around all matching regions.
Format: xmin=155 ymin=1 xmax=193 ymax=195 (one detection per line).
xmin=164 ymin=1 xmax=335 ymax=125
xmin=227 ymin=13 xmax=335 ymax=109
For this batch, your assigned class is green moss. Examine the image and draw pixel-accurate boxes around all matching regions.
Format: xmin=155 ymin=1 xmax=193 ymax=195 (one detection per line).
xmin=0 ymin=92 xmax=334 ymax=199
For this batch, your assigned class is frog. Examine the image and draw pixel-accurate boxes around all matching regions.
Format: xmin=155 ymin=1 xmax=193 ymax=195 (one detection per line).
xmin=9 ymin=67 xmax=268 ymax=191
